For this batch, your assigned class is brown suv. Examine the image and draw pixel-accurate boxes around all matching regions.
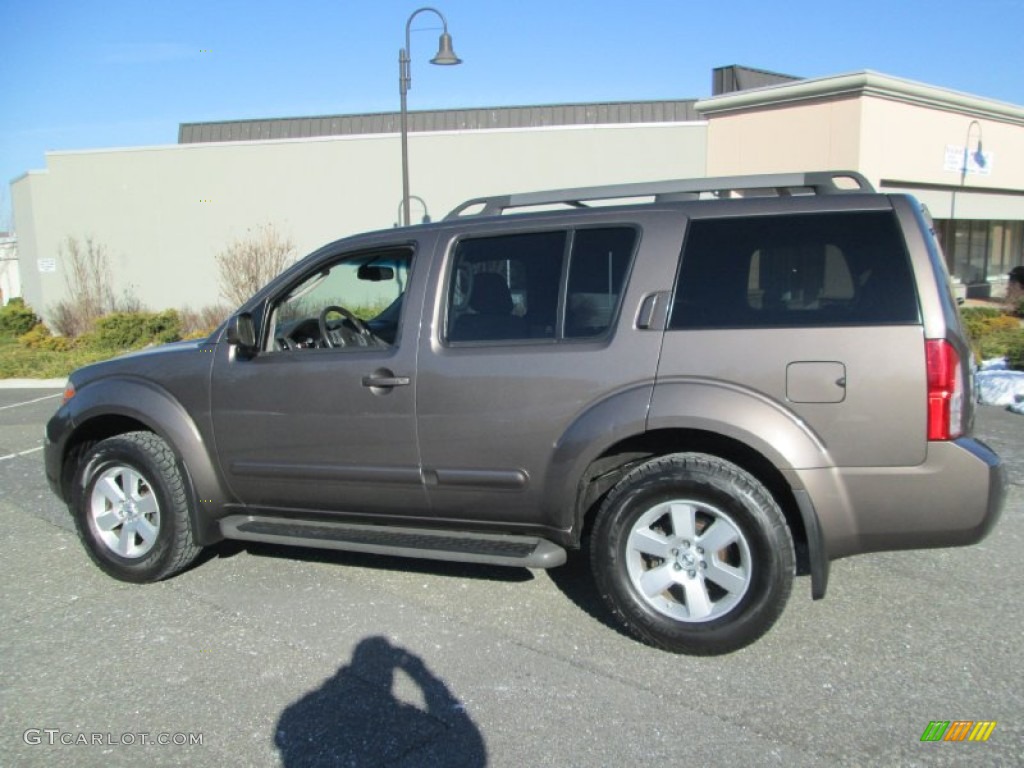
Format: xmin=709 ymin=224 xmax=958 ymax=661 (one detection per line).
xmin=44 ymin=172 xmax=1006 ymax=654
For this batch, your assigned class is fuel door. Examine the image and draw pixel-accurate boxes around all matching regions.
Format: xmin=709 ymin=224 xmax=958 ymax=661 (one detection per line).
xmin=786 ymin=361 xmax=847 ymax=404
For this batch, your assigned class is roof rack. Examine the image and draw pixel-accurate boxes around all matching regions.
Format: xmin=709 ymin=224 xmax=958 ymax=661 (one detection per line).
xmin=445 ymin=171 xmax=874 ymax=219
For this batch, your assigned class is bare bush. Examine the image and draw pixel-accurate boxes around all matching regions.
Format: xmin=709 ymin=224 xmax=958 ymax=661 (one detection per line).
xmin=178 ymin=303 xmax=233 ymax=337
xmin=47 ymin=236 xmax=146 ymax=337
xmin=115 ymin=289 xmax=145 ymax=315
xmin=215 ymin=224 xmax=296 ymax=307
xmin=50 ymin=237 xmax=117 ymax=337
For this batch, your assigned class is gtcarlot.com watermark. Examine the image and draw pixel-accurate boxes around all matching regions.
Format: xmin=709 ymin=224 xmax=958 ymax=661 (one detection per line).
xmin=24 ymin=729 xmax=204 ymax=747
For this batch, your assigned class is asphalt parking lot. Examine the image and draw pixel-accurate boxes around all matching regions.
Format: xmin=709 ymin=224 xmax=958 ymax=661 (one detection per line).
xmin=1 ymin=386 xmax=1021 ymax=767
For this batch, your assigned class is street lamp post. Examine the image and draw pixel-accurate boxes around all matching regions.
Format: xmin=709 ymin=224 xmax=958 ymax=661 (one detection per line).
xmin=394 ymin=196 xmax=432 ymax=227
xmin=399 ymin=7 xmax=461 ymax=227
xmin=950 ymin=119 xmax=984 ymax=223
xmin=960 ymin=120 xmax=984 ymax=188
xmin=949 ymin=120 xmax=984 ymax=291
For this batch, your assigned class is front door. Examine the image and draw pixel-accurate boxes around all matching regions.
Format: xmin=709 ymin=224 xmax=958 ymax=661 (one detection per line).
xmin=211 ymin=240 xmax=429 ymax=516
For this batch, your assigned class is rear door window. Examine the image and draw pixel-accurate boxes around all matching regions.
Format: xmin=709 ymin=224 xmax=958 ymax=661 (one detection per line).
xmin=445 ymin=227 xmax=637 ymax=343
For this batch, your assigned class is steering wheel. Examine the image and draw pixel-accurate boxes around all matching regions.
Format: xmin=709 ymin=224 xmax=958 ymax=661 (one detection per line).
xmin=318 ymin=305 xmax=375 ymax=348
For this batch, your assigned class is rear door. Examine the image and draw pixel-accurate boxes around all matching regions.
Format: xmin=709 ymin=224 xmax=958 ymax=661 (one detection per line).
xmin=415 ymin=213 xmax=679 ymax=531
xmin=657 ymin=203 xmax=927 ymax=468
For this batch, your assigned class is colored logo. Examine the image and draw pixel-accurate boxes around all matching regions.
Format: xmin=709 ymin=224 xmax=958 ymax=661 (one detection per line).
xmin=920 ymin=721 xmax=996 ymax=742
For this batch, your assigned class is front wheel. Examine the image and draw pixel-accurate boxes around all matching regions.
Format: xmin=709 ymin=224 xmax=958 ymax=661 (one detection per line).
xmin=72 ymin=432 xmax=201 ymax=583
xmin=591 ymin=453 xmax=794 ymax=654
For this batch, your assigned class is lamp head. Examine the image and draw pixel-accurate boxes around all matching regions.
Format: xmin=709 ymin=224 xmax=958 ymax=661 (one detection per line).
xmin=430 ymin=32 xmax=462 ymax=65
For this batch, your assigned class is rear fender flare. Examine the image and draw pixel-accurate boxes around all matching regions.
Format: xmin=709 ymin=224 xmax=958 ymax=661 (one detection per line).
xmin=648 ymin=379 xmax=833 ymax=471
xmin=544 ymin=384 xmax=655 ymax=532
xmin=648 ymin=379 xmax=836 ymax=598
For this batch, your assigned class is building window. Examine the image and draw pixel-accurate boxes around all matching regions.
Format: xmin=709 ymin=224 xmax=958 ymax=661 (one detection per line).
xmin=935 ymin=219 xmax=1024 ymax=286
xmin=990 ymin=221 xmax=1023 ymax=281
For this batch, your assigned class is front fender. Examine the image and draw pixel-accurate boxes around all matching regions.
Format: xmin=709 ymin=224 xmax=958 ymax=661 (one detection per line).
xmin=648 ymin=378 xmax=834 ymax=471
xmin=57 ymin=376 xmax=228 ymax=545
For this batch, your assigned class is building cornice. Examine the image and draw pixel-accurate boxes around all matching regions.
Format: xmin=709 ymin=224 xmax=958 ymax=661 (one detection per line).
xmin=696 ymin=71 xmax=1024 ymax=125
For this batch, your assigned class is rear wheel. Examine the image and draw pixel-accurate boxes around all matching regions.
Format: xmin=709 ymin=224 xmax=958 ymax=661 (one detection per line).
xmin=591 ymin=453 xmax=794 ymax=654
xmin=72 ymin=432 xmax=201 ymax=583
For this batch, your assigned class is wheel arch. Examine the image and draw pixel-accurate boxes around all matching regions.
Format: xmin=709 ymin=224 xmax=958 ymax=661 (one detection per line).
xmin=59 ymin=378 xmax=226 ymax=546
xmin=569 ymin=425 xmax=830 ymax=599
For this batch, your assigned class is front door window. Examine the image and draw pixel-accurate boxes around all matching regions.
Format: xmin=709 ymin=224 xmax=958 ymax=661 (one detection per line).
xmin=270 ymin=250 xmax=413 ymax=351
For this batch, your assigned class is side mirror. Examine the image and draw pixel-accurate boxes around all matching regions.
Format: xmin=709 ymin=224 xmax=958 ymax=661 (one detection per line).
xmin=226 ymin=313 xmax=257 ymax=353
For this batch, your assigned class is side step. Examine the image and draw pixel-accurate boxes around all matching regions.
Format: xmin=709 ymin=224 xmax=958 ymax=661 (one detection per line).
xmin=219 ymin=515 xmax=567 ymax=569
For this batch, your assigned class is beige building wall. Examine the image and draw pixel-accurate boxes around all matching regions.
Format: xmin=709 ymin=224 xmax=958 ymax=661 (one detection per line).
xmin=12 ymin=122 xmax=706 ymax=319
xmin=701 ymin=96 xmax=863 ymax=176
xmin=698 ymin=71 xmax=1024 ymax=221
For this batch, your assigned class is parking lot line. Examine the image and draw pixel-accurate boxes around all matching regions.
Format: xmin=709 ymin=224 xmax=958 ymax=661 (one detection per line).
xmin=0 ymin=445 xmax=44 ymax=463
xmin=0 ymin=393 xmax=61 ymax=411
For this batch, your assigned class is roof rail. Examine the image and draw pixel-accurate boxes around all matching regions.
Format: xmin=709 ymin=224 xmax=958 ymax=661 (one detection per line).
xmin=445 ymin=171 xmax=874 ymax=219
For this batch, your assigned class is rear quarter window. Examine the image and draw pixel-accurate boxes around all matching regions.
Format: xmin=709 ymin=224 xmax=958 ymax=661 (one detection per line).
xmin=669 ymin=211 xmax=920 ymax=329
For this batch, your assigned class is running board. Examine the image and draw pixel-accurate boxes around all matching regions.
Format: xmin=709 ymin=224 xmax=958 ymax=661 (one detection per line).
xmin=219 ymin=515 xmax=567 ymax=569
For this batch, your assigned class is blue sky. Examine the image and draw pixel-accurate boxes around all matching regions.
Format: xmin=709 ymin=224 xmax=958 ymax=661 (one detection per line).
xmin=3 ymin=0 xmax=1023 ymax=224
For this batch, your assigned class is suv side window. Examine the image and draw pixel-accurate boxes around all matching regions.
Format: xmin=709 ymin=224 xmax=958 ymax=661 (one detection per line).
xmin=670 ymin=211 xmax=920 ymax=329
xmin=565 ymin=227 xmax=637 ymax=338
xmin=269 ymin=249 xmax=413 ymax=350
xmin=445 ymin=227 xmax=637 ymax=343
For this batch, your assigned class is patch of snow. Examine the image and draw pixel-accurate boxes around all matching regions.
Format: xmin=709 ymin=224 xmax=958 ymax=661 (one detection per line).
xmin=976 ymin=369 xmax=1024 ymax=408
xmin=978 ymin=357 xmax=1008 ymax=371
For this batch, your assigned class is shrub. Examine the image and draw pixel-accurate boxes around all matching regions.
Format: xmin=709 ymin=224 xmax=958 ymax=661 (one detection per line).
xmin=1006 ymin=335 xmax=1024 ymax=371
xmin=961 ymin=306 xmax=1004 ymax=341
xmin=1006 ymin=277 xmax=1023 ymax=315
xmin=980 ymin=314 xmax=1020 ymax=333
xmin=0 ymin=336 xmax=114 ymax=378
xmin=215 ymin=224 xmax=295 ymax=307
xmin=961 ymin=306 xmax=1024 ymax=361
xmin=18 ymin=323 xmax=75 ymax=352
xmin=80 ymin=310 xmax=182 ymax=351
xmin=0 ymin=298 xmax=40 ymax=338
xmin=977 ymin=328 xmax=1024 ymax=361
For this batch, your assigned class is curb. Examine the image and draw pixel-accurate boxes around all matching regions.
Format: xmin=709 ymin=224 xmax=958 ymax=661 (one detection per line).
xmin=0 ymin=379 xmax=68 ymax=389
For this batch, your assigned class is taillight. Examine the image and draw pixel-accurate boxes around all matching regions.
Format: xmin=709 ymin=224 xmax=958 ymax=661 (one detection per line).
xmin=925 ymin=340 xmax=963 ymax=441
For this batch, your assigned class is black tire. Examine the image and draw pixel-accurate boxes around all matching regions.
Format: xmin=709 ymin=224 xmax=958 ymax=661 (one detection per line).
xmin=590 ymin=453 xmax=794 ymax=655
xmin=71 ymin=431 xmax=201 ymax=583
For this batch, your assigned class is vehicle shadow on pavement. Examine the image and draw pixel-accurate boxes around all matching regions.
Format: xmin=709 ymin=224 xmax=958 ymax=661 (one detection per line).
xmin=274 ymin=635 xmax=487 ymax=767
xmin=546 ymin=548 xmax=632 ymax=641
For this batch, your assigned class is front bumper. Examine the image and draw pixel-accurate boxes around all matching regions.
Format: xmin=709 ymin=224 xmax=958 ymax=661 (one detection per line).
xmin=43 ymin=406 xmax=73 ymax=503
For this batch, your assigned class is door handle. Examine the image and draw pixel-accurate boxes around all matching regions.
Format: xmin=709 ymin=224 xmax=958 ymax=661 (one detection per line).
xmin=362 ymin=373 xmax=411 ymax=388
xmin=636 ymin=291 xmax=670 ymax=331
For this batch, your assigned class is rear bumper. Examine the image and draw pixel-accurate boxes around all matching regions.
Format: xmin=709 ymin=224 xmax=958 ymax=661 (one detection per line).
xmin=789 ymin=437 xmax=1006 ymax=560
